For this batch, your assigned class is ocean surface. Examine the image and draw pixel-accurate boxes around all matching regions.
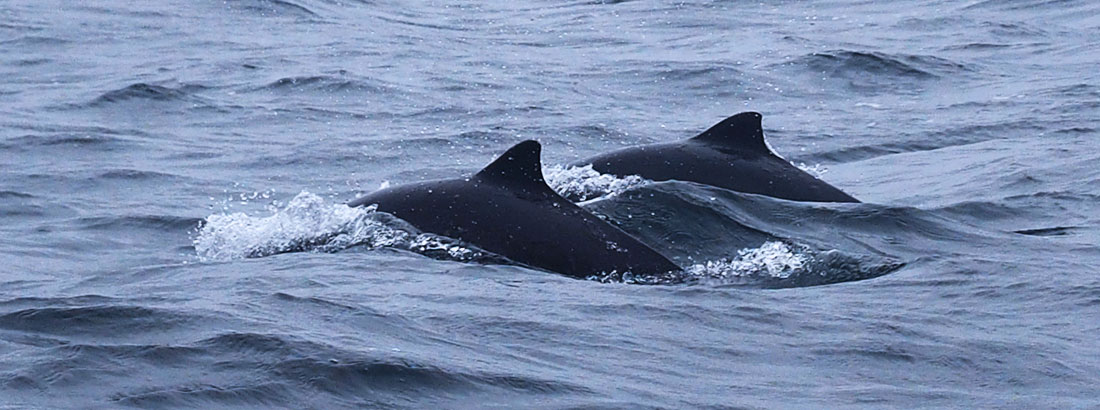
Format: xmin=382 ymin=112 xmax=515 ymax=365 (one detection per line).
xmin=2 ymin=0 xmax=1099 ymax=408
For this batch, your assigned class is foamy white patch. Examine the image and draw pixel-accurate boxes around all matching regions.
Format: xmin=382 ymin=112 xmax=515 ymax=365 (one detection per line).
xmin=684 ymin=241 xmax=808 ymax=280
xmin=793 ymin=161 xmax=828 ymax=179
xmin=194 ymin=191 xmax=410 ymax=261
xmin=409 ymin=234 xmax=484 ymax=262
xmin=543 ymin=164 xmax=650 ymax=201
xmin=194 ymin=191 xmax=500 ymax=264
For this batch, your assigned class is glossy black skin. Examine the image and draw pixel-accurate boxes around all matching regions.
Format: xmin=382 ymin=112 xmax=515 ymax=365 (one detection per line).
xmin=348 ymin=141 xmax=680 ymax=278
xmin=575 ymin=112 xmax=860 ymax=203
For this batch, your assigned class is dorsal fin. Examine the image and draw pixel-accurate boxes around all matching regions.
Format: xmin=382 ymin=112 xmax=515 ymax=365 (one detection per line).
xmin=475 ymin=140 xmax=551 ymax=190
xmin=690 ymin=112 xmax=772 ymax=154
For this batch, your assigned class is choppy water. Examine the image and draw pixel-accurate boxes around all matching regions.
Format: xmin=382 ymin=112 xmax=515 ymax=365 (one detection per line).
xmin=3 ymin=0 xmax=1100 ymax=408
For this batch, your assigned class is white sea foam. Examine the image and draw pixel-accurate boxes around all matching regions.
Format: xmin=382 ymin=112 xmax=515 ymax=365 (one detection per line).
xmin=683 ymin=241 xmax=809 ymax=281
xmin=543 ymin=164 xmax=650 ymax=202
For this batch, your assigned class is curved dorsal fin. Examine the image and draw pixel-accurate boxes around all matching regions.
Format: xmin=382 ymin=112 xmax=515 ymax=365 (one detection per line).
xmin=691 ymin=112 xmax=772 ymax=154
xmin=475 ymin=140 xmax=552 ymax=191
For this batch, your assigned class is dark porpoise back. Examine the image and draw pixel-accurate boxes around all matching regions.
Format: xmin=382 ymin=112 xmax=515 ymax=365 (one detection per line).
xmin=348 ymin=140 xmax=680 ymax=278
xmin=575 ymin=112 xmax=860 ymax=203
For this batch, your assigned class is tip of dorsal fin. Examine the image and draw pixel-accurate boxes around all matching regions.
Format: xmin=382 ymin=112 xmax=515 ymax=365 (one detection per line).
xmin=475 ymin=140 xmax=548 ymax=187
xmin=691 ymin=112 xmax=771 ymax=154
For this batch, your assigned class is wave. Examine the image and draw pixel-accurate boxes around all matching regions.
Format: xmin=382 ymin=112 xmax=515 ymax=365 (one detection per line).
xmin=781 ymin=50 xmax=974 ymax=93
xmin=5 ymin=133 xmax=128 ymax=148
xmin=97 ymin=169 xmax=180 ymax=180
xmin=93 ymin=83 xmax=187 ymax=103
xmin=88 ymin=83 xmax=210 ymax=107
xmin=591 ymin=62 xmax=749 ymax=96
xmin=803 ymin=118 xmax=1043 ymax=163
xmin=0 ymin=305 xmax=193 ymax=335
xmin=1013 ymin=226 xmax=1078 ymax=237
xmin=11 ymin=331 xmax=582 ymax=406
xmin=818 ymin=50 xmax=969 ymax=76
xmin=374 ymin=14 xmax=471 ymax=32
xmin=0 ymin=123 xmax=155 ymax=138
xmin=113 ymin=382 xmax=295 ymax=408
xmin=0 ymin=190 xmax=35 ymax=199
xmin=73 ymin=215 xmax=203 ymax=232
xmin=223 ymin=0 xmax=319 ymax=18
xmin=0 ymin=294 xmax=123 ymax=308
xmin=18 ymin=168 xmax=187 ymax=185
xmin=197 ymin=332 xmax=587 ymax=394
xmin=256 ymin=75 xmax=394 ymax=94
xmin=0 ymin=36 xmax=71 ymax=47
xmin=81 ymin=332 xmax=587 ymax=406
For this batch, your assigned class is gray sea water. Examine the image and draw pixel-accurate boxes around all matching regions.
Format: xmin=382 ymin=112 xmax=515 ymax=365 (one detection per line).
xmin=2 ymin=0 xmax=1099 ymax=408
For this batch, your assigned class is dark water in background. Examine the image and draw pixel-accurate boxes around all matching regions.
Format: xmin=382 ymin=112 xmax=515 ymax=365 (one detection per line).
xmin=3 ymin=0 xmax=1100 ymax=407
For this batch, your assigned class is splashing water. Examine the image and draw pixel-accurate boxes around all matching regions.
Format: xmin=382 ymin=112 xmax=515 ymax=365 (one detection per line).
xmin=585 ymin=242 xmax=809 ymax=285
xmin=683 ymin=241 xmax=808 ymax=281
xmin=543 ymin=164 xmax=650 ymax=202
xmin=585 ymin=241 xmax=898 ymax=288
xmin=194 ymin=191 xmax=508 ymax=264
xmin=682 ymin=242 xmax=901 ymax=287
xmin=793 ymin=162 xmax=829 ymax=179
xmin=193 ymin=191 xmax=410 ymax=260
